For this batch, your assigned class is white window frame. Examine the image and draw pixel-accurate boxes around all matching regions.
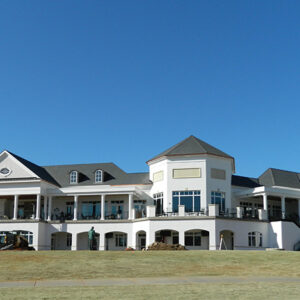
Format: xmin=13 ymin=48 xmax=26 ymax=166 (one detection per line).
xmin=70 ymin=171 xmax=78 ymax=184
xmin=95 ymin=170 xmax=103 ymax=183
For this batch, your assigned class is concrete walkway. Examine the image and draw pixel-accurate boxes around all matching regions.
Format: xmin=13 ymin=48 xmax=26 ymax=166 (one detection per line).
xmin=0 ymin=276 xmax=300 ymax=288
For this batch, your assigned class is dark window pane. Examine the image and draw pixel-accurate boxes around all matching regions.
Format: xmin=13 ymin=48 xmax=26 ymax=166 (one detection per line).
xmin=173 ymin=197 xmax=179 ymax=213
xmin=194 ymin=236 xmax=201 ymax=246
xmin=185 ymin=236 xmax=193 ymax=246
xmin=173 ymin=236 xmax=179 ymax=244
xmin=180 ymin=196 xmax=193 ymax=212
xmin=194 ymin=196 xmax=201 ymax=212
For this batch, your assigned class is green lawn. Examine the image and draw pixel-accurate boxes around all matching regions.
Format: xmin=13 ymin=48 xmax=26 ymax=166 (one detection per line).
xmin=1 ymin=282 xmax=300 ymax=300
xmin=0 ymin=250 xmax=300 ymax=281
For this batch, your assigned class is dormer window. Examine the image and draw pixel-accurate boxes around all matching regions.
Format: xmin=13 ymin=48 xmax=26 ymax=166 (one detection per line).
xmin=70 ymin=171 xmax=78 ymax=184
xmin=95 ymin=170 xmax=103 ymax=183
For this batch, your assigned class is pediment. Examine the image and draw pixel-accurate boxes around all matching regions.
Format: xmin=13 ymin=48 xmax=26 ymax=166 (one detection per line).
xmin=0 ymin=151 xmax=39 ymax=180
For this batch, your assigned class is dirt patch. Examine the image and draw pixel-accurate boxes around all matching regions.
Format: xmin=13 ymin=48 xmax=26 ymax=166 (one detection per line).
xmin=147 ymin=242 xmax=186 ymax=250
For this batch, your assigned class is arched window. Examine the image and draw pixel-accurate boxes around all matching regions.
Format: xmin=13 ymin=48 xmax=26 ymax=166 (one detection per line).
xmin=70 ymin=171 xmax=78 ymax=184
xmin=95 ymin=170 xmax=103 ymax=183
xmin=248 ymin=231 xmax=262 ymax=247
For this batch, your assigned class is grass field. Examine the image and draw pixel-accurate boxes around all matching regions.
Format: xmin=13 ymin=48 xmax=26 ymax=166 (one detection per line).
xmin=1 ymin=250 xmax=300 ymax=299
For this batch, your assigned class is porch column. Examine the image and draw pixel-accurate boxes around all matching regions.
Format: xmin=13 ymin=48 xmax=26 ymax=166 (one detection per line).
xmin=13 ymin=195 xmax=19 ymax=220
xmin=263 ymin=193 xmax=268 ymax=219
xmin=281 ymin=196 xmax=286 ymax=219
xmin=44 ymin=196 xmax=48 ymax=220
xmin=73 ymin=195 xmax=78 ymax=221
xmin=47 ymin=196 xmax=52 ymax=221
xmin=128 ymin=193 xmax=133 ymax=220
xmin=101 ymin=194 xmax=105 ymax=220
xmin=35 ymin=194 xmax=41 ymax=220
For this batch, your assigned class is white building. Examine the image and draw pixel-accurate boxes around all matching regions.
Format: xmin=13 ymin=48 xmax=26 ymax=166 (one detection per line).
xmin=0 ymin=135 xmax=300 ymax=251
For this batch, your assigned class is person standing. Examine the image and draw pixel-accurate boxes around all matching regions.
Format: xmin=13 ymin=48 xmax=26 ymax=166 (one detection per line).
xmin=88 ymin=226 xmax=95 ymax=250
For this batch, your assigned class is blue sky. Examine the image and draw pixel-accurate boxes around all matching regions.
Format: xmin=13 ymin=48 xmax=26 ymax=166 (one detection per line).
xmin=0 ymin=1 xmax=300 ymax=177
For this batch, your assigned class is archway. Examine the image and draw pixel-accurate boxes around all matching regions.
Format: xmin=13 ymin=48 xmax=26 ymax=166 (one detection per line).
xmin=184 ymin=230 xmax=209 ymax=250
xmin=51 ymin=232 xmax=72 ymax=250
xmin=105 ymin=232 xmax=127 ymax=250
xmin=136 ymin=231 xmax=146 ymax=250
xmin=219 ymin=230 xmax=234 ymax=250
xmin=155 ymin=230 xmax=179 ymax=245
xmin=77 ymin=232 xmax=100 ymax=250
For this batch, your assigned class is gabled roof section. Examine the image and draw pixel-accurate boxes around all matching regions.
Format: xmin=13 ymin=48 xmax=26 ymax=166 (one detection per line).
xmin=7 ymin=151 xmax=60 ymax=186
xmin=259 ymin=168 xmax=300 ymax=189
xmin=147 ymin=135 xmax=234 ymax=163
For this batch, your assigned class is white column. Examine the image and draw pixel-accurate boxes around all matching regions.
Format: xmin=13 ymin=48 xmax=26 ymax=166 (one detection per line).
xmin=131 ymin=232 xmax=137 ymax=249
xmin=35 ymin=194 xmax=41 ymax=220
xmin=263 ymin=193 xmax=268 ymax=219
xmin=179 ymin=231 xmax=185 ymax=246
xmin=281 ymin=196 xmax=286 ymax=219
xmin=209 ymin=230 xmax=217 ymax=250
xmin=128 ymin=194 xmax=133 ymax=220
xmin=99 ymin=233 xmax=105 ymax=250
xmin=101 ymin=194 xmax=105 ymax=220
xmin=146 ymin=230 xmax=155 ymax=249
xmin=44 ymin=196 xmax=48 ymax=220
xmin=13 ymin=195 xmax=19 ymax=220
xmin=71 ymin=233 xmax=77 ymax=251
xmin=47 ymin=196 xmax=52 ymax=221
xmin=73 ymin=195 xmax=78 ymax=221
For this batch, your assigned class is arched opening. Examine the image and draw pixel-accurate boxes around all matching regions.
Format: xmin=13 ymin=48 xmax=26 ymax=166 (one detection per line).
xmin=184 ymin=230 xmax=209 ymax=250
xmin=77 ymin=232 xmax=100 ymax=250
xmin=219 ymin=230 xmax=234 ymax=250
xmin=155 ymin=230 xmax=179 ymax=245
xmin=105 ymin=232 xmax=127 ymax=251
xmin=51 ymin=232 xmax=72 ymax=250
xmin=136 ymin=231 xmax=146 ymax=250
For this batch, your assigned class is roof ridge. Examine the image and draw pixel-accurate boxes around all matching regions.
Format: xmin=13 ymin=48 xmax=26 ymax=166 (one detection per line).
xmin=191 ymin=136 xmax=207 ymax=153
xmin=269 ymin=167 xmax=300 ymax=174
xmin=43 ymin=162 xmax=115 ymax=167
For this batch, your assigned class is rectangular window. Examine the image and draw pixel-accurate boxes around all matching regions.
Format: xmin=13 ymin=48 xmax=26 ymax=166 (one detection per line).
xmin=115 ymin=234 xmax=127 ymax=247
xmin=153 ymin=171 xmax=164 ymax=182
xmin=172 ymin=190 xmax=201 ymax=213
xmin=211 ymin=191 xmax=225 ymax=213
xmin=81 ymin=201 xmax=101 ymax=219
xmin=153 ymin=193 xmax=164 ymax=215
xmin=173 ymin=168 xmax=201 ymax=179
xmin=211 ymin=168 xmax=226 ymax=180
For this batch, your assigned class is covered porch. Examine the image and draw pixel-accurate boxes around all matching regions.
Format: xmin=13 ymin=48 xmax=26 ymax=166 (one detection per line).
xmin=235 ymin=187 xmax=300 ymax=223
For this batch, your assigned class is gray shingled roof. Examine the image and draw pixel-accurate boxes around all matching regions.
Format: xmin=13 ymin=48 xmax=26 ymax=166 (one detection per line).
xmin=43 ymin=164 xmax=151 ymax=187
xmin=232 ymin=168 xmax=300 ymax=189
xmin=7 ymin=151 xmax=151 ymax=187
xmin=8 ymin=151 xmax=60 ymax=186
xmin=147 ymin=135 xmax=233 ymax=163
xmin=259 ymin=168 xmax=300 ymax=189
